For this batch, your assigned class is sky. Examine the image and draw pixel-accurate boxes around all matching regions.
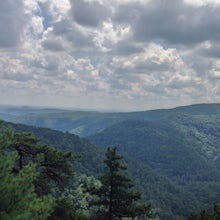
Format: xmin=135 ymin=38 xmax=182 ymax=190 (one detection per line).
xmin=1 ymin=0 xmax=220 ymax=111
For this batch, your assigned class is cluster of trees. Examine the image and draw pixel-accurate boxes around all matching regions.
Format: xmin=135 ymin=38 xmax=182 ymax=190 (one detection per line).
xmin=1 ymin=123 xmax=219 ymax=220
xmin=189 ymin=204 xmax=220 ymax=220
xmin=85 ymin=147 xmax=152 ymax=220
xmin=0 ymin=125 xmax=152 ymax=219
xmin=0 ymin=125 xmax=78 ymax=219
xmin=0 ymin=127 xmax=54 ymax=219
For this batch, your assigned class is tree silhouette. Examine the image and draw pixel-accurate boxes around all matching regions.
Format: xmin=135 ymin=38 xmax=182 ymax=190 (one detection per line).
xmin=88 ymin=147 xmax=152 ymax=220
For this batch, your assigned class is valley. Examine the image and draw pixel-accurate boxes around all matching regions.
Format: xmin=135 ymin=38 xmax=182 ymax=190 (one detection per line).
xmin=1 ymin=103 xmax=220 ymax=219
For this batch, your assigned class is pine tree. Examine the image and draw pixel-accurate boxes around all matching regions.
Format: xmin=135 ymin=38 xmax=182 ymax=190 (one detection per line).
xmin=0 ymin=125 xmax=77 ymax=219
xmin=88 ymin=147 xmax=152 ymax=220
xmin=0 ymin=127 xmax=54 ymax=220
xmin=8 ymin=131 xmax=75 ymax=195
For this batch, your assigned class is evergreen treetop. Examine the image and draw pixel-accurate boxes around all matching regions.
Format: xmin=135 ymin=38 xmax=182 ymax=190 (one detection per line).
xmin=87 ymin=147 xmax=152 ymax=220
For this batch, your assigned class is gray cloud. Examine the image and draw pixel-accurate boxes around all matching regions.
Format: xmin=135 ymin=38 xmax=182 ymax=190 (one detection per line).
xmin=0 ymin=0 xmax=26 ymax=48
xmin=114 ymin=0 xmax=220 ymax=47
xmin=112 ymin=41 xmax=144 ymax=56
xmin=198 ymin=43 xmax=220 ymax=59
xmin=42 ymin=38 xmax=65 ymax=52
xmin=70 ymin=0 xmax=109 ymax=27
xmin=50 ymin=19 xmax=95 ymax=50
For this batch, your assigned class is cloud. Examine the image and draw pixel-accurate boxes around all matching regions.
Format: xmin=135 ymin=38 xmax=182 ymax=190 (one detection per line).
xmin=70 ymin=0 xmax=109 ymax=27
xmin=42 ymin=37 xmax=66 ymax=52
xmin=1 ymin=0 xmax=220 ymax=110
xmin=195 ymin=41 xmax=220 ymax=59
xmin=114 ymin=0 xmax=220 ymax=46
xmin=0 ymin=0 xmax=26 ymax=48
xmin=184 ymin=0 xmax=220 ymax=7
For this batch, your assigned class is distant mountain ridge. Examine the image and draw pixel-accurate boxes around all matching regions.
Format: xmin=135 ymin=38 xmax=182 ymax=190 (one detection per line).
xmin=1 ymin=103 xmax=220 ymax=137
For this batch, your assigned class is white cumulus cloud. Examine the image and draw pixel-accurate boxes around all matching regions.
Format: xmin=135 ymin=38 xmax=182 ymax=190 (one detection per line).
xmin=0 ymin=0 xmax=220 ymax=111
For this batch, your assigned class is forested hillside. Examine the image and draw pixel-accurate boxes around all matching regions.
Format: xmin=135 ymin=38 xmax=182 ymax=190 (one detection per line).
xmin=89 ymin=114 xmax=220 ymax=211
xmin=89 ymin=117 xmax=220 ymax=182
xmin=1 ymin=120 xmax=199 ymax=219
xmin=1 ymin=103 xmax=220 ymax=219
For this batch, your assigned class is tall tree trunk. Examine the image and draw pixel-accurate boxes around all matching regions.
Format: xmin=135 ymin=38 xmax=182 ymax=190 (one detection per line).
xmin=18 ymin=149 xmax=23 ymax=170
xmin=108 ymin=173 xmax=113 ymax=220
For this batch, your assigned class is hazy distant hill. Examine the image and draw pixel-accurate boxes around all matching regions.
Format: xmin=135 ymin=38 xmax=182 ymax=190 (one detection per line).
xmin=0 ymin=105 xmax=71 ymax=121
xmin=2 ymin=103 xmax=220 ymax=137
